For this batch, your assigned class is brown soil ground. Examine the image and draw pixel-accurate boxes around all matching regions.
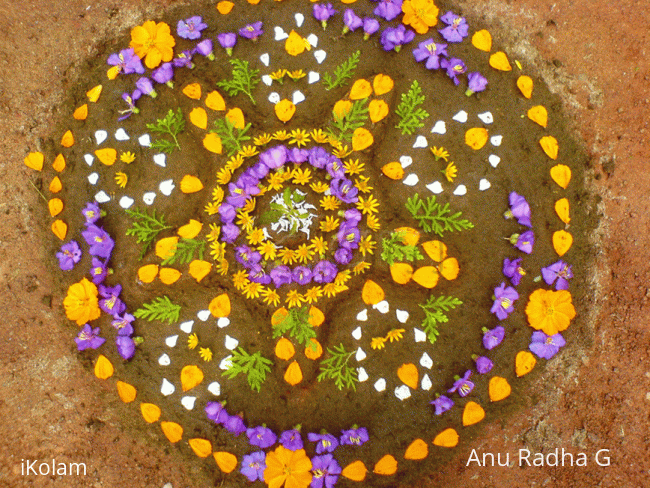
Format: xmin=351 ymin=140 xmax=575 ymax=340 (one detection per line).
xmin=0 ymin=1 xmax=648 ymax=487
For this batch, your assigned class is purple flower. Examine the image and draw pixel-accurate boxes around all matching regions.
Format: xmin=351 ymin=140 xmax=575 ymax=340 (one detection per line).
xmin=56 ymin=240 xmax=82 ymax=271
xmin=412 ymin=39 xmax=448 ymax=70
xmin=205 ymin=401 xmax=229 ymax=424
xmin=340 ymin=427 xmax=368 ymax=446
xmin=241 ymin=451 xmax=266 ymax=482
xmin=223 ymin=414 xmax=247 ymax=436
xmin=430 ymin=395 xmax=454 ymax=415
xmin=380 ymin=25 xmax=415 ymax=52
xmin=438 ymin=11 xmax=469 ymax=43
xmin=219 ymin=203 xmax=237 ymax=223
xmin=312 ymin=260 xmax=337 ymax=284
xmin=151 ymin=62 xmax=174 ymax=87
xmin=135 ymin=77 xmax=157 ymax=98
xmin=118 ymin=90 xmax=142 ymax=121
xmin=90 ymin=257 xmax=108 ymax=285
xmin=313 ymin=3 xmax=338 ymax=29
xmin=448 ymin=370 xmax=474 ymax=397
xmin=503 ymin=257 xmax=526 ymax=286
xmin=337 ymin=224 xmax=360 ymax=250
xmin=374 ymin=0 xmax=403 ymax=21
xmin=311 ymin=454 xmax=341 ymax=488
xmin=363 ymin=18 xmax=380 ymax=39
xmin=99 ymin=284 xmax=126 ymax=317
xmin=482 ymin=326 xmax=505 ymax=350
xmin=195 ymin=39 xmax=215 ymax=60
xmin=249 ymin=266 xmax=272 ymax=285
xmin=82 ymin=202 xmax=101 ymax=224
xmin=107 ymin=48 xmax=144 ymax=75
xmin=239 ymin=21 xmax=263 ymax=41
xmin=541 ymin=260 xmax=573 ymax=290
xmin=75 ymin=324 xmax=105 ymax=351
xmin=474 ymin=356 xmax=494 ymax=374
xmin=249 ymin=162 xmax=270 ymax=179
xmin=173 ymin=50 xmax=195 ymax=69
xmin=308 ymin=146 xmax=330 ymax=169
xmin=279 ymin=429 xmax=304 ymax=451
xmin=466 ymin=72 xmax=488 ymax=96
xmin=308 ymin=433 xmax=339 ymax=454
xmin=529 ymin=331 xmax=566 ymax=359
xmin=342 ymin=209 xmax=362 ymax=225
xmin=342 ymin=9 xmax=363 ymax=34
xmin=116 ymin=335 xmax=135 ymax=360
xmin=271 ymin=266 xmax=293 ymax=288
xmin=235 ymin=245 xmax=262 ymax=266
xmin=329 ymin=178 xmax=358 ymax=204
xmin=510 ymin=230 xmax=535 ymax=254
xmin=506 ymin=192 xmax=532 ymax=227
xmin=247 ymin=426 xmax=277 ymax=449
xmin=260 ymin=145 xmax=288 ymax=170
xmin=293 ymin=266 xmax=313 ymax=286
xmin=177 ymin=16 xmax=207 ymax=40
xmin=111 ymin=313 xmax=135 ymax=336
xmin=440 ymin=57 xmax=467 ymax=86
xmin=221 ymin=223 xmax=240 ymax=244
xmin=490 ymin=282 xmax=519 ymax=320
xmin=325 ymin=157 xmax=345 ymax=179
xmin=334 ymin=247 xmax=353 ymax=265
xmin=217 ymin=32 xmax=237 ymax=56
xmin=288 ymin=148 xmax=309 ymax=164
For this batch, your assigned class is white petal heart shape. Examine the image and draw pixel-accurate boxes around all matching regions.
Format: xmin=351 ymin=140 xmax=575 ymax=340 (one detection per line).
xmin=179 ymin=320 xmax=194 ymax=334
xmin=399 ymin=155 xmax=413 ymax=168
xmin=426 ymin=181 xmax=444 ymax=194
xmin=355 ymin=347 xmax=367 ymax=361
xmin=142 ymin=192 xmax=156 ymax=205
xmin=259 ymin=53 xmax=270 ymax=66
xmin=274 ymin=26 xmax=289 ymax=41
xmin=114 ymin=128 xmax=130 ymax=141
xmin=403 ymin=174 xmax=419 ymax=186
xmin=153 ymin=153 xmax=166 ymax=167
xmin=159 ymin=180 xmax=175 ymax=196
xmin=489 ymin=154 xmax=501 ymax=168
xmin=420 ymin=352 xmax=433 ymax=369
xmin=395 ymin=385 xmax=411 ymax=400
xmin=453 ymin=185 xmax=467 ymax=196
xmin=224 ymin=335 xmax=239 ymax=350
xmin=119 ymin=196 xmax=134 ymax=209
xmin=352 ymin=327 xmax=362 ymax=340
xmin=431 ymin=120 xmax=447 ymax=134
xmin=158 ymin=354 xmax=171 ymax=366
xmin=161 ymin=378 xmax=175 ymax=396
xmin=479 ymin=178 xmax=491 ymax=191
xmin=87 ymin=172 xmax=99 ymax=185
xmin=413 ymin=135 xmax=428 ymax=148
xmin=181 ymin=396 xmax=196 ymax=410
xmin=308 ymin=71 xmax=320 ymax=84
xmin=452 ymin=110 xmax=468 ymax=123
xmin=374 ymin=378 xmax=386 ymax=392
xmin=138 ymin=134 xmax=151 ymax=147
xmin=414 ymin=328 xmax=427 ymax=343
xmin=94 ymin=130 xmax=107 ymax=145
xmin=356 ymin=309 xmax=368 ymax=321
xmin=478 ymin=111 xmax=494 ymax=124
xmin=94 ymin=191 xmax=110 ymax=203
xmin=314 ymin=50 xmax=327 ymax=64
xmin=165 ymin=335 xmax=178 ymax=348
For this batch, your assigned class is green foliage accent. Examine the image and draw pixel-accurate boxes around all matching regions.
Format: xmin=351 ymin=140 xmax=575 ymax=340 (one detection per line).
xmin=322 ymin=50 xmax=360 ymax=90
xmin=419 ymin=295 xmax=463 ymax=343
xmin=406 ymin=193 xmax=474 ymax=236
xmin=222 ymin=347 xmax=272 ymax=392
xmin=395 ymin=80 xmax=429 ymax=135
xmin=133 ymin=296 xmax=181 ymax=325
xmin=212 ymin=117 xmax=252 ymax=157
xmin=272 ymin=306 xmax=317 ymax=347
xmin=124 ymin=208 xmax=172 ymax=260
xmin=326 ymin=98 xmax=369 ymax=143
xmin=381 ymin=231 xmax=424 ymax=266
xmin=161 ymin=238 xmax=206 ymax=266
xmin=317 ymin=344 xmax=358 ymax=391
xmin=216 ymin=58 xmax=260 ymax=104
xmin=259 ymin=188 xmax=311 ymax=234
xmin=146 ymin=108 xmax=185 ymax=153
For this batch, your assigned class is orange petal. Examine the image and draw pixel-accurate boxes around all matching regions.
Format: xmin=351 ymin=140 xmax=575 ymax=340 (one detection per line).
xmin=550 ymin=164 xmax=572 ymax=189
xmin=527 ymin=105 xmax=548 ymax=127
xmin=155 ymin=236 xmax=179 ymax=260
xmin=350 ymin=79 xmax=372 ymax=100
xmin=177 ymin=219 xmax=203 ymax=239
xmin=488 ymin=376 xmax=511 ymax=402
xmin=439 ymin=257 xmax=459 ymax=281
xmin=553 ymin=230 xmax=573 ymax=257
xmin=159 ymin=267 xmax=181 ymax=285
xmin=189 ymin=107 xmax=208 ymax=129
xmin=272 ymin=307 xmax=289 ymax=326
xmin=555 ymin=198 xmax=570 ymax=224
xmin=308 ymin=306 xmax=325 ymax=327
xmin=182 ymin=83 xmax=202 ymax=100
xmin=517 ymin=75 xmax=534 ymax=99
xmin=49 ymin=176 xmax=62 ymax=193
xmin=214 ymin=452 xmax=238 ymax=473
xmin=189 ymin=260 xmax=212 ymax=282
xmin=516 ymin=350 xmax=536 ymax=377
xmin=373 ymin=454 xmax=397 ymax=475
xmin=275 ymin=338 xmax=296 ymax=360
xmin=352 ymin=128 xmax=373 ymax=151
xmin=373 ymin=74 xmax=394 ymax=95
xmin=205 ymin=90 xmax=226 ymax=111
xmin=86 ymin=84 xmax=103 ymax=102
xmin=462 ymin=401 xmax=485 ymax=426
xmin=381 ymin=162 xmax=404 ymax=180
xmin=395 ymin=226 xmax=420 ymax=246
xmin=180 ymin=175 xmax=204 ymax=193
xmin=404 ymin=439 xmax=428 ymax=460
xmin=275 ymin=99 xmax=296 ymax=123
xmin=226 ymin=107 xmax=245 ymax=129
xmin=465 ymin=128 xmax=489 ymax=150
xmin=189 ymin=438 xmax=212 ymax=458
xmin=73 ymin=104 xmax=88 ymax=120
xmin=369 ymin=99 xmax=389 ymax=123
xmin=51 ymin=219 xmax=68 ymax=241
xmin=48 ymin=198 xmax=63 ymax=217
xmin=94 ymin=354 xmax=113 ymax=380
xmin=362 ymin=280 xmax=384 ymax=305
xmin=137 ymin=264 xmax=159 ymax=283
xmin=333 ymin=100 xmax=353 ymax=119
xmin=61 ymin=130 xmax=74 ymax=148
xmin=489 ymin=51 xmax=512 ymax=71
xmin=412 ymin=266 xmax=439 ymax=289
xmin=140 ymin=403 xmax=161 ymax=423
xmin=421 ymin=240 xmax=447 ymax=262
xmin=161 ymin=421 xmax=183 ymax=443
xmin=95 ymin=148 xmax=117 ymax=166
xmin=540 ymin=136 xmax=559 ymax=160
xmin=107 ymin=66 xmax=121 ymax=80
xmin=52 ymin=153 xmax=66 ymax=172
xmin=203 ymin=132 xmax=223 ymax=154
xmin=342 ymin=460 xmax=367 ymax=481
xmin=390 ymin=262 xmax=413 ymax=285
xmin=433 ymin=428 xmax=459 ymax=447
xmin=24 ymin=152 xmax=44 ymax=171
xmin=304 ymin=339 xmax=323 ymax=360
xmin=181 ymin=365 xmax=204 ymax=392
xmin=285 ymin=30 xmax=308 ymax=56
xmin=209 ymin=293 xmax=231 ymax=317
xmin=116 ymin=381 xmax=137 ymax=403
xmin=284 ymin=360 xmax=303 ymax=386
xmin=397 ymin=363 xmax=418 ymax=389
xmin=471 ymin=29 xmax=492 ymax=52
xmin=216 ymin=1 xmax=234 ymax=14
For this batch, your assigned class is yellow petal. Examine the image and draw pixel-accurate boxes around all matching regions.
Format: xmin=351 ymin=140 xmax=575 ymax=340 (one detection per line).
xmin=550 ymin=164 xmax=572 ymax=189
xmin=517 ymin=75 xmax=534 ymax=99
xmin=390 ymin=262 xmax=413 ymax=285
xmin=203 ymin=132 xmax=223 ymax=154
xmin=381 ymin=162 xmax=404 ymax=180
xmin=489 ymin=51 xmax=512 ymax=71
xmin=161 ymin=421 xmax=183 ymax=443
xmin=275 ymin=338 xmax=296 ymax=360
xmin=527 ymin=105 xmax=548 ymax=127
xmin=342 ymin=461 xmax=367 ymax=481
xmin=116 ymin=381 xmax=137 ymax=403
xmin=159 ymin=267 xmax=181 ymax=285
xmin=462 ymin=401 xmax=485 ymax=426
xmin=304 ymin=339 xmax=323 ymax=360
xmin=107 ymin=65 xmax=121 ymax=80
xmin=73 ymin=104 xmax=88 ymax=120
xmin=349 ymin=79 xmax=373 ymax=100
xmin=308 ymin=306 xmax=325 ymax=327
xmin=214 ymin=452 xmax=238 ymax=473
xmin=189 ymin=438 xmax=212 ymax=458
xmin=177 ymin=219 xmax=203 ymax=239
xmin=369 ymin=99 xmax=389 ymax=123
xmin=373 ymin=74 xmax=394 ymax=95
xmin=137 ymin=264 xmax=159 ymax=283
xmin=140 ymin=403 xmax=161 ymax=423
xmin=555 ymin=198 xmax=570 ymax=224
xmin=373 ymin=455 xmax=397 ymax=475
xmin=397 ymin=363 xmax=418 ymax=389
xmin=433 ymin=428 xmax=459 ymax=447
xmin=51 ymin=219 xmax=68 ymax=241
xmin=352 ymin=128 xmax=373 ymax=151
xmin=182 ymin=83 xmax=202 ymax=100
xmin=209 ymin=293 xmax=231 ymax=317
xmin=95 ymin=148 xmax=117 ymax=166
xmin=188 ymin=260 xmax=212 ymax=282
xmin=465 ymin=128 xmax=489 ymax=150
xmin=180 ymin=175 xmax=204 ymax=193
xmin=205 ymin=90 xmax=226 ymax=111
xmin=216 ymin=1 xmax=234 ymax=14
xmin=421 ymin=240 xmax=447 ymax=262
xmin=404 ymin=439 xmax=428 ymax=460
xmin=362 ymin=280 xmax=384 ymax=305
xmin=24 ymin=152 xmax=44 ymax=171
xmin=94 ymin=354 xmax=114 ymax=380
xmin=515 ymin=350 xmax=536 ymax=377
xmin=285 ymin=30 xmax=307 ymax=56
xmin=333 ymin=100 xmax=352 ymax=119
xmin=540 ymin=136 xmax=559 ymax=160
xmin=181 ymin=365 xmax=204 ymax=392
xmin=61 ymin=130 xmax=74 ymax=148
xmin=48 ymin=198 xmax=64 ymax=217
xmin=226 ymin=107 xmax=245 ymax=129
xmin=52 ymin=153 xmax=66 ymax=172
xmin=275 ymin=99 xmax=296 ymax=123
xmin=155 ymin=236 xmax=179 ymax=260
xmin=86 ymin=84 xmax=103 ymax=102
xmin=488 ymin=376 xmax=511 ymax=402
xmin=553 ymin=230 xmax=573 ymax=257
xmin=471 ymin=29 xmax=492 ymax=52
xmin=284 ymin=360 xmax=303 ymax=386
xmin=49 ymin=176 xmax=63 ymax=193
xmin=189 ymin=107 xmax=208 ymax=129
xmin=439 ymin=257 xmax=460 ymax=281
xmin=412 ymin=266 xmax=440 ymax=289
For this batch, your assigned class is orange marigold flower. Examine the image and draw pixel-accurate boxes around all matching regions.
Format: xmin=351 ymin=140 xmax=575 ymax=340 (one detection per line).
xmin=129 ymin=21 xmax=176 ymax=69
xmin=63 ymin=278 xmax=101 ymax=326
xmin=263 ymin=446 xmax=312 ymax=488
xmin=402 ymin=0 xmax=440 ymax=34
xmin=525 ymin=289 xmax=576 ymax=336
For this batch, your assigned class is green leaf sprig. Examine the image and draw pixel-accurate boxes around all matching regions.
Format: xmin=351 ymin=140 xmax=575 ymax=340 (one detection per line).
xmin=161 ymin=238 xmax=206 ymax=266
xmin=406 ymin=194 xmax=474 ymax=236
xmin=322 ymin=50 xmax=360 ymax=90
xmin=133 ymin=296 xmax=181 ymax=325
xmin=212 ymin=117 xmax=252 ymax=156
xmin=272 ymin=306 xmax=317 ymax=347
xmin=326 ymin=98 xmax=369 ymax=143
xmin=222 ymin=348 xmax=272 ymax=392
xmin=125 ymin=207 xmax=172 ymax=260
xmin=317 ymin=344 xmax=358 ymax=391
xmin=146 ymin=108 xmax=185 ymax=153
xmin=216 ymin=58 xmax=260 ymax=104
xmin=380 ymin=231 xmax=424 ymax=266
xmin=395 ymin=80 xmax=429 ymax=135
xmin=419 ymin=295 xmax=463 ymax=343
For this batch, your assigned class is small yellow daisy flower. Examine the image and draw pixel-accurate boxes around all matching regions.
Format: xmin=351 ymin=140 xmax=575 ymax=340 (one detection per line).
xmin=216 ymin=167 xmax=232 ymax=185
xmin=285 ymin=290 xmax=305 ymax=308
xmin=443 ymin=162 xmax=458 ymax=182
xmin=289 ymin=129 xmax=311 ymax=147
xmin=310 ymin=181 xmax=330 ymax=193
xmin=371 ymin=336 xmax=387 ymax=350
xmin=322 ymin=282 xmax=338 ymax=298
xmin=212 ymin=186 xmax=225 ymax=204
xmin=199 ymin=347 xmax=213 ymax=362
xmin=320 ymin=216 xmax=340 ymax=232
xmin=320 ymin=195 xmax=340 ymax=211
xmin=358 ymin=235 xmax=376 ymax=256
xmin=243 ymin=198 xmax=256 ymax=214
xmin=206 ymin=224 xmax=221 ymax=242
xmin=243 ymin=281 xmax=262 ymax=299
xmin=304 ymin=286 xmax=323 ymax=304
xmin=266 ymin=172 xmax=285 ymax=191
xmin=287 ymin=69 xmax=306 ymax=81
xmin=355 ymin=175 xmax=373 ymax=193
xmin=240 ymin=145 xmax=259 ymax=157
xmin=216 ymin=258 xmax=229 ymax=276
xmin=226 ymin=154 xmax=245 ymax=172
xmin=356 ymin=195 xmax=379 ymax=215
xmin=114 ymin=172 xmax=128 ymax=188
xmin=260 ymin=287 xmax=281 ymax=307
xmin=333 ymin=145 xmax=352 ymax=158
xmin=254 ymin=133 xmax=273 ymax=146
xmin=334 ymin=270 xmax=351 ymax=286
xmin=296 ymin=243 xmax=313 ymax=264
xmin=247 ymin=227 xmax=265 ymax=246
xmin=209 ymin=241 xmax=225 ymax=260
xmin=188 ymin=333 xmax=199 ymax=350
xmin=431 ymin=146 xmax=450 ymax=161
xmin=258 ymin=241 xmax=278 ymax=261
xmin=232 ymin=270 xmax=249 ymax=290
xmin=310 ymin=236 xmax=328 ymax=256
xmin=352 ymin=261 xmax=371 ymax=275
xmin=310 ymin=129 xmax=329 ymax=144
xmin=270 ymin=68 xmax=288 ymax=82
xmin=367 ymin=214 xmax=381 ymax=231
xmin=385 ymin=328 xmax=405 ymax=343
xmin=120 ymin=151 xmax=136 ymax=164
xmin=273 ymin=130 xmax=291 ymax=141
xmin=292 ymin=167 xmax=312 ymax=185
xmin=278 ymin=248 xmax=298 ymax=265
xmin=344 ymin=159 xmax=365 ymax=175
xmin=205 ymin=202 xmax=221 ymax=215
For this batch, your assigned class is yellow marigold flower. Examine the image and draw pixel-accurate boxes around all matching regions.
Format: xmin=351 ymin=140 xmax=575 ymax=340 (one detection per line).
xmin=310 ymin=129 xmax=329 ymax=143
xmin=333 ymin=145 xmax=352 ymax=158
xmin=263 ymin=446 xmax=312 ymax=488
xmin=401 ymin=0 xmax=439 ymax=35
xmin=266 ymin=172 xmax=286 ymax=191
xmin=199 ymin=347 xmax=213 ymax=362
xmin=243 ymin=198 xmax=256 ymax=214
xmin=320 ymin=216 xmax=340 ymax=232
xmin=188 ymin=333 xmax=199 ymax=350
xmin=258 ymin=241 xmax=278 ymax=261
xmin=296 ymin=244 xmax=313 ymax=264
xmin=247 ymin=227 xmax=265 ymax=246
xmin=240 ymin=145 xmax=259 ymax=157
xmin=216 ymin=258 xmax=229 ymax=276
xmin=254 ymin=133 xmax=273 ymax=146
xmin=273 ymin=130 xmax=291 ymax=141
xmin=205 ymin=202 xmax=220 ymax=215
xmin=120 ymin=151 xmax=136 ymax=164
xmin=226 ymin=154 xmax=245 ymax=171
xmin=286 ymin=290 xmax=305 ymax=308
xmin=355 ymin=175 xmax=373 ymax=193
xmin=356 ymin=194 xmax=379 ymax=215
xmin=270 ymin=68 xmax=288 ymax=82
xmin=261 ymin=287 xmax=281 ymax=307
xmin=287 ymin=69 xmax=306 ymax=80
xmin=525 ymin=289 xmax=576 ymax=336
xmin=443 ymin=162 xmax=458 ymax=182
xmin=430 ymin=146 xmax=449 ymax=161
xmin=371 ymin=336 xmax=387 ymax=350
xmin=367 ymin=214 xmax=381 ymax=231
xmin=216 ymin=167 xmax=232 ymax=185
xmin=334 ymin=270 xmax=351 ymax=286
xmin=114 ymin=171 xmax=128 ymax=188
xmin=290 ymin=129 xmax=311 ymax=147
xmin=304 ymin=286 xmax=323 ymax=304
xmin=63 ymin=278 xmax=100 ymax=326
xmin=344 ymin=158 xmax=365 ymax=175
xmin=385 ymin=328 xmax=405 ymax=342
xmin=243 ymin=281 xmax=262 ymax=299
xmin=320 ymin=195 xmax=340 ymax=211
xmin=206 ymin=224 xmax=221 ymax=242
xmin=353 ymin=261 xmax=371 ymax=275
xmin=232 ymin=270 xmax=249 ymax=290
xmin=236 ymin=211 xmax=254 ymax=231
xmin=129 ymin=21 xmax=175 ymax=69
xmin=292 ymin=167 xmax=312 ymax=185
xmin=310 ymin=236 xmax=328 ymax=256
xmin=358 ymin=235 xmax=376 ymax=256
xmin=310 ymin=181 xmax=330 ymax=193
xmin=212 ymin=186 xmax=225 ymax=204
xmin=209 ymin=241 xmax=225 ymax=260
xmin=279 ymin=248 xmax=298 ymax=265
